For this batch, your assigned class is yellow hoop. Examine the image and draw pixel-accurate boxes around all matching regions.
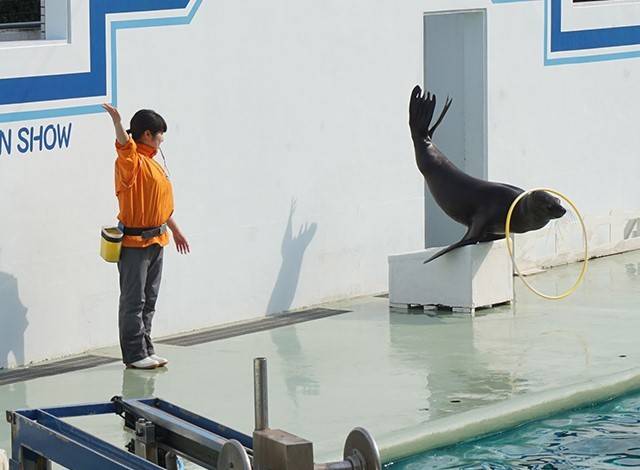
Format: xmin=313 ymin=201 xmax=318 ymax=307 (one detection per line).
xmin=505 ymin=188 xmax=588 ymax=300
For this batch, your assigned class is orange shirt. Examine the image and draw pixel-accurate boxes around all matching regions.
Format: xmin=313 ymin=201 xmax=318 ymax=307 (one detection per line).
xmin=115 ymin=137 xmax=174 ymax=248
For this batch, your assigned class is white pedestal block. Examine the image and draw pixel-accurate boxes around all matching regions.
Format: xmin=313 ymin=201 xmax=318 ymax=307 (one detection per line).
xmin=388 ymin=240 xmax=513 ymax=313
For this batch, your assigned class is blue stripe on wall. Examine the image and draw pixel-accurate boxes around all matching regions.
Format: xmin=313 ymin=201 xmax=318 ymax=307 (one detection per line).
xmin=551 ymin=0 xmax=640 ymax=52
xmin=0 ymin=1 xmax=190 ymax=106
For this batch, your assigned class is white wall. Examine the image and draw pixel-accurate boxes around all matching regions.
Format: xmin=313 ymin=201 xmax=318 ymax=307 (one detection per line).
xmin=0 ymin=0 xmax=430 ymax=368
xmin=1 ymin=0 xmax=639 ymax=368
xmin=487 ymin=1 xmax=640 ymax=212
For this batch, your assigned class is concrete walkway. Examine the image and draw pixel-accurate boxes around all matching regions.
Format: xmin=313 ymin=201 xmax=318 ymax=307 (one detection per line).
xmin=1 ymin=250 xmax=639 ymax=466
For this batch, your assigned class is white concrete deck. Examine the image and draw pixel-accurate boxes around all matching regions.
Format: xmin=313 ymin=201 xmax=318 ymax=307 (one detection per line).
xmin=1 ymin=250 xmax=640 ymax=466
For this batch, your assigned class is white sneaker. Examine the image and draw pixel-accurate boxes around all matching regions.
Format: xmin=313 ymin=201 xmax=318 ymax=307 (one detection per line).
xmin=126 ymin=356 xmax=160 ymax=369
xmin=150 ymin=354 xmax=169 ymax=367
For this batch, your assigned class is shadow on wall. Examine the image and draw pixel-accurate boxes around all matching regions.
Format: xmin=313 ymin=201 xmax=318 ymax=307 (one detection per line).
xmin=624 ymin=218 xmax=640 ymax=240
xmin=0 ymin=268 xmax=28 ymax=460
xmin=266 ymin=199 xmax=318 ymax=316
xmin=0 ymin=270 xmax=29 ymax=369
xmin=266 ymin=199 xmax=320 ymax=406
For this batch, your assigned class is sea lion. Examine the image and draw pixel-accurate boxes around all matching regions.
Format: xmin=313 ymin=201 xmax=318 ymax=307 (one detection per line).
xmin=409 ymin=85 xmax=566 ymax=263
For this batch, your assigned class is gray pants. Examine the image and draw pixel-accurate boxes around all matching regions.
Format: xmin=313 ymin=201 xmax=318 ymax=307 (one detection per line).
xmin=118 ymin=244 xmax=164 ymax=364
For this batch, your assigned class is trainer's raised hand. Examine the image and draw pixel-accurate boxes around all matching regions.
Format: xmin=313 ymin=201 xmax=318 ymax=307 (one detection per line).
xmin=102 ymin=103 xmax=121 ymax=123
xmin=102 ymin=103 xmax=128 ymax=145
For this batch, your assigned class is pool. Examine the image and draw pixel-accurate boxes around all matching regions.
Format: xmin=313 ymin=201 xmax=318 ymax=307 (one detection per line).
xmin=387 ymin=391 xmax=640 ymax=469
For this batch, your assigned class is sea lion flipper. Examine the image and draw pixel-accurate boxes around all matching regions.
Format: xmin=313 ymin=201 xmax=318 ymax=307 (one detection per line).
xmin=409 ymin=85 xmax=436 ymax=140
xmin=423 ymin=237 xmax=478 ymax=264
xmin=428 ymin=96 xmax=453 ymax=139
xmin=423 ymin=222 xmax=485 ymax=264
xmin=409 ymin=86 xmax=453 ymax=142
xmin=409 ymin=85 xmax=421 ymax=123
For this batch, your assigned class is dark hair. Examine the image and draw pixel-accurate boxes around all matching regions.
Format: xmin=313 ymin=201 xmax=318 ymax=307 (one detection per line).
xmin=127 ymin=109 xmax=167 ymax=141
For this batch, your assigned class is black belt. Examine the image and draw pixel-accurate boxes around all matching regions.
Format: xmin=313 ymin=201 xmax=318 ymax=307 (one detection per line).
xmin=122 ymin=223 xmax=167 ymax=239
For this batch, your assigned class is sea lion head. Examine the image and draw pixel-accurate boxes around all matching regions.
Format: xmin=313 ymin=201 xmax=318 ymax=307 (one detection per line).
xmin=527 ymin=190 xmax=567 ymax=221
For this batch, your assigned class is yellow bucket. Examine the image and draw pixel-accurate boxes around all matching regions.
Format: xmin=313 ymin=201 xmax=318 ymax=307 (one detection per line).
xmin=100 ymin=227 xmax=123 ymax=263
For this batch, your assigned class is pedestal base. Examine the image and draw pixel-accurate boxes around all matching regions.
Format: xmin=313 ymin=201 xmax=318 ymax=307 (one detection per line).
xmin=388 ymin=240 xmax=513 ymax=313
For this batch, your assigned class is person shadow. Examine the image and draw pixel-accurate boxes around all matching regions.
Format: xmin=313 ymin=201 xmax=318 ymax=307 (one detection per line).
xmin=266 ymin=199 xmax=319 ymax=406
xmin=0 ymin=270 xmax=29 ymax=370
xmin=0 ymin=268 xmax=29 ymax=457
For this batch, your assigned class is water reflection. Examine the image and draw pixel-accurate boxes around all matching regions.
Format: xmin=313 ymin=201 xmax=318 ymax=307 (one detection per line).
xmin=388 ymin=312 xmax=517 ymax=420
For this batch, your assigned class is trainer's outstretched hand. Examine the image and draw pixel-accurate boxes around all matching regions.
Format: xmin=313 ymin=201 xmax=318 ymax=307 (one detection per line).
xmin=102 ymin=103 xmax=121 ymax=123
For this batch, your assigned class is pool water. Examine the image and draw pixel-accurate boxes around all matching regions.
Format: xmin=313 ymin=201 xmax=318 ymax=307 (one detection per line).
xmin=387 ymin=391 xmax=640 ymax=469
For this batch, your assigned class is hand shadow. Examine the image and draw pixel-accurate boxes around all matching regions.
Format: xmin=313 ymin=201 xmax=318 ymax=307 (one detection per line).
xmin=266 ymin=199 xmax=320 ymax=406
